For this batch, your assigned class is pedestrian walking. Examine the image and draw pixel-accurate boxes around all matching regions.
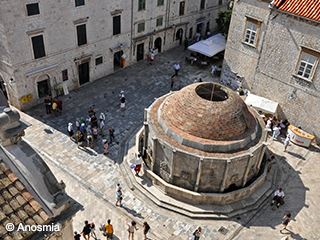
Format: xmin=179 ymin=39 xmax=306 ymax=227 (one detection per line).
xmin=283 ymin=133 xmax=291 ymax=152
xmin=86 ymin=116 xmax=91 ymax=127
xmin=143 ymin=222 xmax=150 ymax=240
xmin=91 ymin=114 xmax=98 ymax=128
xmin=193 ymin=227 xmax=202 ymax=240
xmin=125 ymin=219 xmax=138 ymax=240
xmin=134 ymin=153 xmax=143 ymax=176
xmin=74 ymin=231 xmax=81 ymax=240
xmin=90 ymin=222 xmax=97 ymax=240
xmin=100 ymin=112 xmax=105 ymax=122
xmin=118 ymin=90 xmax=124 ymax=100
xmin=280 ymin=213 xmax=291 ymax=233
xmin=99 ymin=118 xmax=105 ymax=136
xmin=272 ymin=122 xmax=281 ymax=140
xmin=147 ymin=55 xmax=150 ymax=66
xmin=281 ymin=237 xmax=289 ymax=240
xmin=171 ymin=75 xmax=176 ymax=90
xmin=109 ymin=127 xmax=115 ymax=143
xmin=211 ymin=64 xmax=217 ymax=76
xmin=87 ymin=133 xmax=93 ymax=148
xmin=76 ymin=118 xmax=80 ymax=131
xmin=80 ymin=123 xmax=86 ymax=135
xmin=184 ymin=37 xmax=188 ymax=50
xmin=67 ymin=122 xmax=74 ymax=140
xmin=174 ymin=63 xmax=180 ymax=76
xmin=80 ymin=220 xmax=91 ymax=240
xmin=178 ymin=81 xmax=183 ymax=90
xmin=194 ymin=78 xmax=198 ymax=83
xmin=77 ymin=131 xmax=84 ymax=149
xmin=115 ymin=183 xmax=122 ymax=206
xmin=150 ymin=50 xmax=155 ymax=65
xmin=271 ymin=188 xmax=285 ymax=208
xmin=88 ymin=106 xmax=95 ymax=117
xmin=103 ymin=139 xmax=109 ymax=154
xmin=105 ymin=219 xmax=114 ymax=240
xmin=44 ymin=96 xmax=51 ymax=114
xmin=52 ymin=99 xmax=58 ymax=117
xmin=93 ymin=126 xmax=98 ymax=142
xmin=57 ymin=98 xmax=63 ymax=114
xmin=120 ymin=95 xmax=125 ymax=111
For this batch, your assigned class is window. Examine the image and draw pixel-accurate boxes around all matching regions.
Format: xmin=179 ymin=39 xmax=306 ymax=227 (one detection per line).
xmin=157 ymin=0 xmax=164 ymax=6
xmin=219 ymin=0 xmax=223 ymax=5
xmin=113 ymin=16 xmax=121 ymax=35
xmin=138 ymin=0 xmax=146 ymax=11
xmin=26 ymin=3 xmax=40 ymax=16
xmin=200 ymin=0 xmax=205 ymax=10
xmin=95 ymin=56 xmax=103 ymax=65
xmin=179 ymin=2 xmax=185 ymax=16
xmin=243 ymin=18 xmax=260 ymax=46
xmin=156 ymin=17 xmax=163 ymax=27
xmin=76 ymin=24 xmax=87 ymax=46
xmin=138 ymin=22 xmax=145 ymax=33
xmin=75 ymin=0 xmax=85 ymax=7
xmin=37 ymin=75 xmax=50 ymax=98
xmin=296 ymin=49 xmax=319 ymax=80
xmin=62 ymin=70 xmax=68 ymax=81
xmin=31 ymin=35 xmax=46 ymax=59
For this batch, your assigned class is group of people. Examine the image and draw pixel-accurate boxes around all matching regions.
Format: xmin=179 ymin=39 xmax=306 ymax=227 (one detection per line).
xmin=74 ymin=221 xmax=97 ymax=240
xmin=44 ymin=95 xmax=63 ymax=115
xmin=67 ymin=105 xmax=115 ymax=152
xmin=265 ymin=115 xmax=291 ymax=151
xmin=146 ymin=49 xmax=155 ymax=66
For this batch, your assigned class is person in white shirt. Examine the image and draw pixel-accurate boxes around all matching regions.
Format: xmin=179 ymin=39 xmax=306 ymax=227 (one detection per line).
xmin=271 ymin=188 xmax=285 ymax=208
xmin=174 ymin=63 xmax=180 ymax=76
xmin=211 ymin=64 xmax=217 ymax=76
xmin=272 ymin=122 xmax=281 ymax=140
xmin=134 ymin=153 xmax=143 ymax=176
xmin=266 ymin=117 xmax=272 ymax=131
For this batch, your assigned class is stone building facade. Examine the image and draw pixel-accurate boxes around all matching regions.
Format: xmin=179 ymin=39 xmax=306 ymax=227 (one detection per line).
xmin=0 ymin=0 xmax=228 ymax=110
xmin=222 ymin=0 xmax=320 ymax=143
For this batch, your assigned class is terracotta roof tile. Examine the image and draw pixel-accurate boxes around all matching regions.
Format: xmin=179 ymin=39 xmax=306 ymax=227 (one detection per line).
xmin=0 ymin=212 xmax=6 ymax=221
xmin=23 ymin=204 xmax=36 ymax=216
xmin=9 ymin=213 xmax=22 ymax=225
xmin=8 ymin=199 xmax=20 ymax=211
xmin=21 ymin=189 xmax=33 ymax=202
xmin=3 ymin=235 xmax=14 ymax=240
xmin=29 ymin=199 xmax=42 ymax=212
xmin=1 ymin=190 xmax=13 ymax=201
xmin=38 ymin=209 xmax=50 ymax=222
xmin=0 ymin=224 xmax=5 ymax=237
xmin=5 ymin=170 xmax=19 ymax=183
xmin=0 ymin=162 xmax=9 ymax=172
xmin=0 ymin=195 xmax=5 ymax=205
xmin=33 ymin=214 xmax=45 ymax=225
xmin=15 ymin=194 xmax=27 ymax=206
xmin=16 ymin=209 xmax=29 ymax=221
xmin=273 ymin=0 xmax=320 ymax=22
xmin=7 ymin=186 xmax=19 ymax=197
xmin=0 ymin=175 xmax=12 ymax=188
xmin=10 ymin=231 xmax=24 ymax=239
xmin=0 ymin=182 xmax=5 ymax=191
xmin=14 ymin=181 xmax=25 ymax=191
xmin=25 ymin=217 xmax=36 ymax=226
xmin=2 ymin=204 xmax=13 ymax=215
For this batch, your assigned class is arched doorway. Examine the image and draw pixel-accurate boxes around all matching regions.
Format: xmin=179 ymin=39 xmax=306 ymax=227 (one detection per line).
xmin=176 ymin=28 xmax=183 ymax=45
xmin=154 ymin=37 xmax=162 ymax=53
xmin=37 ymin=74 xmax=51 ymax=98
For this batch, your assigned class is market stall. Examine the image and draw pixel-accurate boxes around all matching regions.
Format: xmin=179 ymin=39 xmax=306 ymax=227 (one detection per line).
xmin=245 ymin=93 xmax=279 ymax=116
xmin=187 ymin=33 xmax=226 ymax=57
xmin=287 ymin=125 xmax=315 ymax=148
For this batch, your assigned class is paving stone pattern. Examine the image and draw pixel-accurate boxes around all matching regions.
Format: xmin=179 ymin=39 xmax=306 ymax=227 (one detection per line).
xmin=20 ymin=45 xmax=320 ymax=240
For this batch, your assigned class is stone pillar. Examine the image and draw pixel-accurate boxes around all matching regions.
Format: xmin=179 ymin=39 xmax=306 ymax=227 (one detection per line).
xmin=242 ymin=153 xmax=253 ymax=187
xmin=151 ymin=137 xmax=157 ymax=172
xmin=254 ymin=142 xmax=269 ymax=170
xmin=168 ymin=148 xmax=176 ymax=183
xmin=220 ymin=159 xmax=231 ymax=192
xmin=194 ymin=157 xmax=203 ymax=192
xmin=143 ymin=109 xmax=148 ymax=158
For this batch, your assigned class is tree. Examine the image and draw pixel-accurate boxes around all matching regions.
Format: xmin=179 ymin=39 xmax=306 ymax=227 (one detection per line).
xmin=215 ymin=1 xmax=234 ymax=37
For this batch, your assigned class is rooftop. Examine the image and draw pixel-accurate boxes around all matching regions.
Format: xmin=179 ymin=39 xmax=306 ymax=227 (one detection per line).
xmin=273 ymin=0 xmax=320 ymax=22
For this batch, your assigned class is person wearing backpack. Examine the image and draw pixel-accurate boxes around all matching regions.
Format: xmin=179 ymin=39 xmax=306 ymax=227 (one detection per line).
xmin=77 ymin=131 xmax=84 ymax=149
xmin=81 ymin=220 xmax=91 ymax=240
xmin=143 ymin=222 xmax=150 ymax=240
xmin=104 ymin=219 xmax=114 ymax=240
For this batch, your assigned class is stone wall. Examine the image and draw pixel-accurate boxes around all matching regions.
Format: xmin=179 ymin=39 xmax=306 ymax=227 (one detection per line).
xmin=223 ymin=0 xmax=320 ymax=142
xmin=0 ymin=0 xmax=228 ymax=110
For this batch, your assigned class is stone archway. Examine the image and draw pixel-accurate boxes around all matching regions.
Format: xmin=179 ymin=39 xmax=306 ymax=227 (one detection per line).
xmin=176 ymin=28 xmax=183 ymax=45
xmin=154 ymin=37 xmax=162 ymax=53
xmin=37 ymin=74 xmax=51 ymax=98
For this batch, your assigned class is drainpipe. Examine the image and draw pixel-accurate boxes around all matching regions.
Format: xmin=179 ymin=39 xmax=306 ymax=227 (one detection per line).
xmin=130 ymin=0 xmax=134 ymax=60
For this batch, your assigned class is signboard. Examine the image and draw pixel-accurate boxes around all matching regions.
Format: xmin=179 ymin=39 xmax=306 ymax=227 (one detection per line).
xmin=287 ymin=125 xmax=315 ymax=148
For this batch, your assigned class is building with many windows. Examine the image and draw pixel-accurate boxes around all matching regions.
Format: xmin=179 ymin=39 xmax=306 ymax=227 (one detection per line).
xmin=0 ymin=0 xmax=227 ymax=109
xmin=222 ymin=0 xmax=320 ymax=143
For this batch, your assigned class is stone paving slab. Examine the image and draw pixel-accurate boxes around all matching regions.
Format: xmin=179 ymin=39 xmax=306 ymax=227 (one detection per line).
xmin=15 ymin=45 xmax=320 ymax=240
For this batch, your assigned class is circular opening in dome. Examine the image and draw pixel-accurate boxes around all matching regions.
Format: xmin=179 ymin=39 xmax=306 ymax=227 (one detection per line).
xmin=196 ymin=83 xmax=228 ymax=101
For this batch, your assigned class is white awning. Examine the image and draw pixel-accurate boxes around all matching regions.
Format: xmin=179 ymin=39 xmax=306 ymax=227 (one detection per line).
xmin=187 ymin=33 xmax=226 ymax=57
xmin=245 ymin=93 xmax=279 ymax=115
